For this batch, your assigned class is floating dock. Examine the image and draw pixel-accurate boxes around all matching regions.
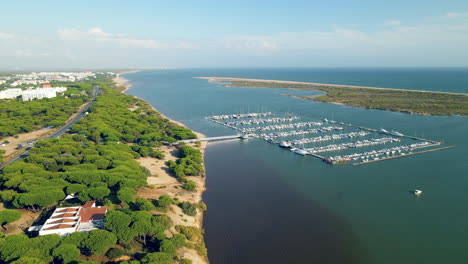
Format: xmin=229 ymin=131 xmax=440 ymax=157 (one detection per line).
xmin=206 ymin=111 xmax=445 ymax=166
xmin=353 ymin=145 xmax=456 ymax=166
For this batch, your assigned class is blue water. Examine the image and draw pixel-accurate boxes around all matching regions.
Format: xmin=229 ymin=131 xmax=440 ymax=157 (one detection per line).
xmin=124 ymin=68 xmax=468 ymax=264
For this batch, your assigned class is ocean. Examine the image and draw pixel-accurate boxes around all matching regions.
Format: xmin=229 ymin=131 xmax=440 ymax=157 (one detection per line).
xmin=124 ymin=68 xmax=468 ymax=264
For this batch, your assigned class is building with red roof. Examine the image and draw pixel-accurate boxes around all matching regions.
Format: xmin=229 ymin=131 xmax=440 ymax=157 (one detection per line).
xmin=38 ymin=201 xmax=107 ymax=237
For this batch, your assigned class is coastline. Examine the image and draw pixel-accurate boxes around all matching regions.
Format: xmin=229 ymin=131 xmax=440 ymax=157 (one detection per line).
xmin=196 ymin=76 xmax=468 ymax=116
xmin=195 ymin=76 xmax=468 ymax=95
xmin=115 ymin=73 xmax=209 ymax=264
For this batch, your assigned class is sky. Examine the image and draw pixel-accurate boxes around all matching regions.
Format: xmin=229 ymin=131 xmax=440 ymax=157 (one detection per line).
xmin=1 ymin=0 xmax=468 ymax=69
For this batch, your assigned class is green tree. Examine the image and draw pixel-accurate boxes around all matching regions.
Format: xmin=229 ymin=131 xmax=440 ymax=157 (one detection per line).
xmin=106 ymin=248 xmax=124 ymax=259
xmin=171 ymin=234 xmax=186 ymax=248
xmin=175 ymin=225 xmax=202 ymax=241
xmin=0 ymin=209 xmax=21 ymax=229
xmin=52 ymin=243 xmax=81 ymax=263
xmin=157 ymin=195 xmax=173 ymax=207
xmin=140 ymin=252 xmax=172 ymax=264
xmin=87 ymin=186 xmax=111 ymax=200
xmin=61 ymin=232 xmax=87 ymax=247
xmin=117 ymin=187 xmax=137 ymax=204
xmin=11 ymin=257 xmax=45 ymax=264
xmin=134 ymin=198 xmax=156 ymax=211
xmin=182 ymin=181 xmax=196 ymax=192
xmin=65 ymin=184 xmax=86 ymax=195
xmin=180 ymin=259 xmax=193 ymax=264
xmin=0 ymin=190 xmax=17 ymax=202
xmin=81 ymin=230 xmax=117 ymax=255
xmin=159 ymin=239 xmax=176 ymax=256
xmin=180 ymin=202 xmax=197 ymax=216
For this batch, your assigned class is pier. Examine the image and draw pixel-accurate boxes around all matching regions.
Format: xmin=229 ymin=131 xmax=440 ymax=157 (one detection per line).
xmin=352 ymin=145 xmax=456 ymax=166
xmin=178 ymin=135 xmax=242 ymax=143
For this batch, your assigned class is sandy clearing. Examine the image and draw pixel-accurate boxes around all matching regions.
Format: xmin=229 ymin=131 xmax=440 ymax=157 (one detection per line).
xmin=0 ymin=128 xmax=53 ymax=157
xmin=0 ymin=203 xmax=41 ymax=235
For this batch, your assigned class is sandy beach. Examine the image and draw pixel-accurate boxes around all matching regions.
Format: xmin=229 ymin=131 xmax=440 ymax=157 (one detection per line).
xmin=114 ymin=70 xmax=141 ymax=93
xmin=115 ymin=73 xmax=208 ymax=264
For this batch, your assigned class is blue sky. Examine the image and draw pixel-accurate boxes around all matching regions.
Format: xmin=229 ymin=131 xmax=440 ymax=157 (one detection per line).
xmin=1 ymin=0 xmax=467 ymax=69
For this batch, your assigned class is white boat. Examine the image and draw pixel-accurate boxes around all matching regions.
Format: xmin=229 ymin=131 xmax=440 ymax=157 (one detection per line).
xmin=279 ymin=141 xmax=292 ymax=148
xmin=391 ymin=131 xmax=404 ymax=137
xmin=294 ymin=148 xmax=309 ymax=156
xmin=241 ymin=134 xmax=251 ymax=139
xmin=412 ymin=190 xmax=422 ymax=195
xmin=377 ymin=128 xmax=389 ymax=134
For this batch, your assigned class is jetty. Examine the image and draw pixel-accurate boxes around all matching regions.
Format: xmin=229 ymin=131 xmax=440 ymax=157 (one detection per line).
xmin=353 ymin=145 xmax=456 ymax=166
xmin=178 ymin=135 xmax=242 ymax=143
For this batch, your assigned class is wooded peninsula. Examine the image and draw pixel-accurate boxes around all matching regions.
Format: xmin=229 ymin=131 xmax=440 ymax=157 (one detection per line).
xmin=0 ymin=74 xmax=208 ymax=264
xmin=197 ymin=77 xmax=468 ymax=116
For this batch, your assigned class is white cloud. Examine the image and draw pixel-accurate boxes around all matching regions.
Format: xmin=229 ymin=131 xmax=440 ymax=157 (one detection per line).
xmin=223 ymin=36 xmax=278 ymax=53
xmin=442 ymin=12 xmax=463 ymax=18
xmin=0 ymin=32 xmax=15 ymax=39
xmin=57 ymin=27 xmax=167 ymax=49
xmin=385 ymin=20 xmax=401 ymax=26
xmin=1 ymin=12 xmax=468 ymax=68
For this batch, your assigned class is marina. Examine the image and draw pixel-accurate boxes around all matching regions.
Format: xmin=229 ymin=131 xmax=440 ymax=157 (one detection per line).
xmin=206 ymin=112 xmax=448 ymax=165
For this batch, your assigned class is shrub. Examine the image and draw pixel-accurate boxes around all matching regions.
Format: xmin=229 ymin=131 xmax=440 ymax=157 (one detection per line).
xmin=106 ymin=248 xmax=124 ymax=259
xmin=183 ymin=181 xmax=196 ymax=191
xmin=180 ymin=202 xmax=197 ymax=216
xmin=175 ymin=225 xmax=202 ymax=241
xmin=157 ymin=195 xmax=173 ymax=207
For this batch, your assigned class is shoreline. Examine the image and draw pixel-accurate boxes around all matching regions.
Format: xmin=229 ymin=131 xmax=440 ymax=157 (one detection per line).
xmin=195 ymin=76 xmax=468 ymax=95
xmin=115 ymin=73 xmax=209 ymax=264
xmin=197 ymin=76 xmax=468 ymax=116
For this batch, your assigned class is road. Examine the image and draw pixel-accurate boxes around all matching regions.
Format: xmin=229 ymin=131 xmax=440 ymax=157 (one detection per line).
xmin=0 ymin=84 xmax=100 ymax=170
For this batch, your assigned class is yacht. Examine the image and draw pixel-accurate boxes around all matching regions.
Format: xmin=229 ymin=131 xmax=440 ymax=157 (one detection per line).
xmin=294 ymin=148 xmax=309 ymax=156
xmin=279 ymin=141 xmax=292 ymax=148
xmin=377 ymin=128 xmax=389 ymax=134
xmin=391 ymin=131 xmax=404 ymax=137
xmin=241 ymin=134 xmax=251 ymax=139
xmin=412 ymin=190 xmax=422 ymax=195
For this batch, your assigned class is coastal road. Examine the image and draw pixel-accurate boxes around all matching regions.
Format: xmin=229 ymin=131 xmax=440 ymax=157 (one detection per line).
xmin=0 ymin=85 xmax=100 ymax=171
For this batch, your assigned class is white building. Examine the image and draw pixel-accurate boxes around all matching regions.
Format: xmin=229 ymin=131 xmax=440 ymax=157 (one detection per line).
xmin=21 ymin=87 xmax=67 ymax=101
xmin=38 ymin=201 xmax=107 ymax=237
xmin=22 ymin=88 xmax=57 ymax=101
xmin=0 ymin=88 xmax=22 ymax=99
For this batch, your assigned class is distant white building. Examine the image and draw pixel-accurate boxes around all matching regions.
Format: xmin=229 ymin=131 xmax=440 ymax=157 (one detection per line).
xmin=21 ymin=86 xmax=67 ymax=101
xmin=22 ymin=88 xmax=57 ymax=101
xmin=0 ymin=88 xmax=22 ymax=99
xmin=38 ymin=201 xmax=107 ymax=237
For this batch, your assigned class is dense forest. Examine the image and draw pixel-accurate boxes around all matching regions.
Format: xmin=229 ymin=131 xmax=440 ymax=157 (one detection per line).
xmin=0 ymin=78 xmax=204 ymax=263
xmin=0 ymin=83 xmax=94 ymax=138
xmin=70 ymin=83 xmax=196 ymax=145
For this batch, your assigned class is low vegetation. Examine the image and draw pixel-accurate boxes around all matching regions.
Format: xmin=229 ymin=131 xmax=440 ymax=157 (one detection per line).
xmin=168 ymin=145 xmax=204 ymax=182
xmin=219 ymin=79 xmax=468 ymax=116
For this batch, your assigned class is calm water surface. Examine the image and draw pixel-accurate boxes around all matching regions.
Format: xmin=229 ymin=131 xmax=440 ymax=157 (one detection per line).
xmin=125 ymin=68 xmax=468 ymax=264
